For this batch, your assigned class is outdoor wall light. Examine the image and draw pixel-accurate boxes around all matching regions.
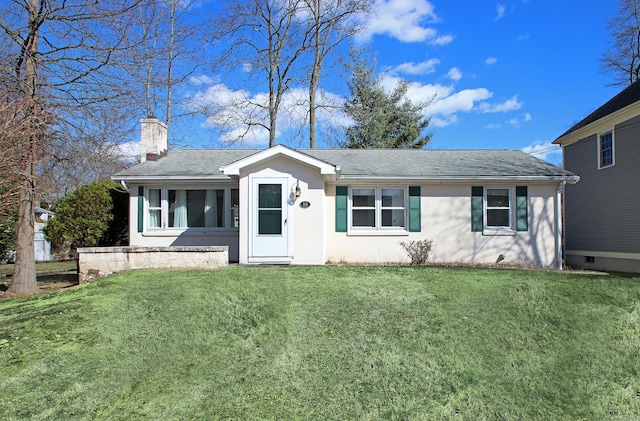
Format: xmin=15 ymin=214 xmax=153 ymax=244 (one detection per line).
xmin=294 ymin=180 xmax=301 ymax=198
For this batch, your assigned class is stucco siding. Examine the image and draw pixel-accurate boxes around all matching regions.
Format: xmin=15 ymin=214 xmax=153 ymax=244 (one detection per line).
xmin=325 ymin=183 xmax=560 ymax=267
xmin=236 ymin=156 xmax=326 ymax=265
xmin=564 ymin=115 xmax=640 ymax=255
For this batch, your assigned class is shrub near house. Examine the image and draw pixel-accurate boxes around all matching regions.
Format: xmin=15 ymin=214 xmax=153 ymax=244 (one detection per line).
xmin=44 ymin=181 xmax=128 ymax=255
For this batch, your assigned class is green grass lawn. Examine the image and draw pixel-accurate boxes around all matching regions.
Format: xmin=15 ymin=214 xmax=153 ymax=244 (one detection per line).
xmin=1 ymin=266 xmax=639 ymax=420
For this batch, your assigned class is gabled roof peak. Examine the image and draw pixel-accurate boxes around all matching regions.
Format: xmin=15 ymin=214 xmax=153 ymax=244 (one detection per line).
xmin=219 ymin=144 xmax=338 ymax=176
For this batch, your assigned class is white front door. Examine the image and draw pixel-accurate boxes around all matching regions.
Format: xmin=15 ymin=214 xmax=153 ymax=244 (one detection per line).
xmin=250 ymin=177 xmax=291 ymax=262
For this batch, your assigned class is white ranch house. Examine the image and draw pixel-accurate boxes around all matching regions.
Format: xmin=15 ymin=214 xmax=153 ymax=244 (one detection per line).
xmin=111 ymin=118 xmax=578 ymax=268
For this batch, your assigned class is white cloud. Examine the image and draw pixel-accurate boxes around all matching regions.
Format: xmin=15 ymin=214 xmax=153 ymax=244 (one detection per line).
xmin=429 ymin=88 xmax=493 ymax=116
xmin=242 ymin=62 xmax=253 ymax=73
xmin=382 ymin=76 xmax=517 ymax=127
xmin=485 ymin=57 xmax=497 ymax=65
xmin=357 ymin=0 xmax=453 ymax=44
xmin=447 ymin=67 xmax=463 ymax=81
xmin=508 ymin=118 xmax=520 ymax=127
xmin=479 ymin=95 xmax=523 ymax=113
xmin=191 ymin=68 xmax=526 ymax=140
xmin=432 ymin=34 xmax=454 ymax=45
xmin=401 ymin=78 xmax=451 ymax=103
xmin=392 ymin=59 xmax=440 ymax=75
xmin=189 ymin=75 xmax=214 ymax=86
xmin=496 ymin=3 xmax=506 ymax=20
xmin=524 ymin=112 xmax=532 ymax=121
xmin=430 ymin=114 xmax=458 ymax=128
xmin=190 ymin=83 xmax=344 ymax=146
xmin=117 ymin=141 xmax=141 ymax=160
xmin=522 ymin=141 xmax=562 ymax=163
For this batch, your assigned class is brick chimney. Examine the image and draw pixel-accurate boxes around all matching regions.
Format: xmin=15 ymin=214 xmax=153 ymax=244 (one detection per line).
xmin=140 ymin=118 xmax=168 ymax=162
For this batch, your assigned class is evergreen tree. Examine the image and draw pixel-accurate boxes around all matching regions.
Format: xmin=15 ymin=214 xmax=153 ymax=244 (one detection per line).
xmin=44 ymin=181 xmax=128 ymax=254
xmin=342 ymin=52 xmax=432 ymax=148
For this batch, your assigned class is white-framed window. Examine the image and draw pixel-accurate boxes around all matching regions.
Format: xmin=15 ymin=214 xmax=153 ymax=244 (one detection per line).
xmin=147 ymin=188 xmax=162 ymax=228
xmin=598 ymin=130 xmax=615 ymax=169
xmin=350 ymin=187 xmax=406 ymax=230
xmin=485 ymin=188 xmax=512 ymax=229
xmin=471 ymin=185 xmax=528 ymax=234
xmin=145 ymin=186 xmax=239 ymax=230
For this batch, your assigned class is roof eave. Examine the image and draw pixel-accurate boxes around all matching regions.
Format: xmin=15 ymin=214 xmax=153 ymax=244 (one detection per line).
xmin=335 ymin=175 xmax=580 ymax=184
xmin=554 ymin=101 xmax=640 ymax=146
xmin=111 ymin=175 xmax=234 ymax=183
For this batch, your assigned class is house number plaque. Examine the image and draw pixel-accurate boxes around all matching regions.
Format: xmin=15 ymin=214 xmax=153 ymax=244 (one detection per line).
xmin=299 ymin=201 xmax=311 ymax=209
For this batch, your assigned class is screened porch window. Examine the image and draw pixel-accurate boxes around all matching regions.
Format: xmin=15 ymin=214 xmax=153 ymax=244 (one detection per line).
xmin=168 ymin=189 xmax=225 ymax=228
xmin=146 ymin=187 xmax=238 ymax=230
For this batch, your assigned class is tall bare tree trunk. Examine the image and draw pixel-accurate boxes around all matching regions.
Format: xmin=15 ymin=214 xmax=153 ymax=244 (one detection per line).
xmin=10 ymin=161 xmax=37 ymax=296
xmin=7 ymin=0 xmax=41 ymax=296
xmin=166 ymin=0 xmax=176 ymax=136
xmin=308 ymin=0 xmax=321 ymax=149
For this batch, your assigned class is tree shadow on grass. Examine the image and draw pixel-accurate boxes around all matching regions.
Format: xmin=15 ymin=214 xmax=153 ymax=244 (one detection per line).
xmin=1 ymin=271 xmax=78 ymax=295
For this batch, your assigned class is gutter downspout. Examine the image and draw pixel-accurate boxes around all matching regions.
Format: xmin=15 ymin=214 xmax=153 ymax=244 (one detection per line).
xmin=556 ymin=181 xmax=566 ymax=270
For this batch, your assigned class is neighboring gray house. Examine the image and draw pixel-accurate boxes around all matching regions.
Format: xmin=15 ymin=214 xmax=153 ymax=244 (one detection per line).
xmin=553 ymin=80 xmax=640 ymax=273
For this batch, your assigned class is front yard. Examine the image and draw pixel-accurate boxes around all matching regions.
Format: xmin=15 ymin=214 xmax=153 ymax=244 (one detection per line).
xmin=0 ymin=261 xmax=77 ymax=296
xmin=0 ymin=266 xmax=639 ymax=419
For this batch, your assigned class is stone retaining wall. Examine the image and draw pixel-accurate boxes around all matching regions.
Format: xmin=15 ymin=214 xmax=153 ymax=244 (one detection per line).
xmin=77 ymin=246 xmax=228 ymax=284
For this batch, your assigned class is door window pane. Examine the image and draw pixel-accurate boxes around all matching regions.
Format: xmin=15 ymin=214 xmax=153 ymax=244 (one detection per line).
xmin=258 ymin=184 xmax=281 ymax=235
xmin=259 ymin=210 xmax=282 ymax=234
xmin=259 ymin=184 xmax=281 ymax=208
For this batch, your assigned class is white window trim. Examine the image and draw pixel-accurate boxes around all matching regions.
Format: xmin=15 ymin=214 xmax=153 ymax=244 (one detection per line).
xmin=597 ymin=130 xmax=615 ymax=169
xmin=146 ymin=188 xmax=163 ymax=230
xmin=483 ymin=187 xmax=516 ymax=235
xmin=348 ymin=186 xmax=407 ymax=232
xmin=144 ymin=186 xmax=239 ymax=233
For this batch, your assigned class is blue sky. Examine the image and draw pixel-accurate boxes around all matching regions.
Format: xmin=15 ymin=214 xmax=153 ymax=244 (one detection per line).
xmin=180 ymin=0 xmax=621 ymax=165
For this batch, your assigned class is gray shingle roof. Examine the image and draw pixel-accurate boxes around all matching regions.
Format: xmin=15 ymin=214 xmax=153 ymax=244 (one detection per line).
xmin=113 ymin=148 xmax=577 ymax=181
xmin=555 ymin=80 xmax=640 ymax=141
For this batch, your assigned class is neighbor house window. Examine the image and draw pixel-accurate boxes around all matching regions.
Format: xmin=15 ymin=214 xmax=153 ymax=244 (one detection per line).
xmin=146 ymin=187 xmax=238 ymax=230
xmin=471 ymin=186 xmax=528 ymax=233
xmin=598 ymin=131 xmax=614 ymax=168
xmin=350 ymin=187 xmax=405 ymax=230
